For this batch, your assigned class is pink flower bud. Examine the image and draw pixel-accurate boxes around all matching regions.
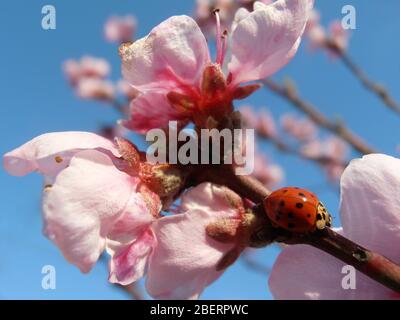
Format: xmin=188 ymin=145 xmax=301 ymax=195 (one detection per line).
xmin=104 ymin=15 xmax=137 ymax=43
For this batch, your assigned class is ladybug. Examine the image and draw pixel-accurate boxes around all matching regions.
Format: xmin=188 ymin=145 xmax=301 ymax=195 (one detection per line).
xmin=263 ymin=187 xmax=332 ymax=233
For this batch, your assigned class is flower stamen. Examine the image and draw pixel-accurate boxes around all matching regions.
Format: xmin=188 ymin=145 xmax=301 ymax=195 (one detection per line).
xmin=213 ymin=9 xmax=224 ymax=66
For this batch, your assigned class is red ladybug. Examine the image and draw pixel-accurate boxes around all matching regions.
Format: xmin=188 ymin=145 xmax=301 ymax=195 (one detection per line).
xmin=263 ymin=187 xmax=332 ymax=233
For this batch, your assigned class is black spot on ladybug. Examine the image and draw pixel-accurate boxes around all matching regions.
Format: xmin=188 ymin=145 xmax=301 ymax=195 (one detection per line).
xmin=307 ymin=214 xmax=311 ymax=218
xmin=288 ymin=223 xmax=296 ymax=229
xmin=296 ymin=203 xmax=303 ymax=209
xmin=283 ymin=189 xmax=288 ymax=193
xmin=294 ymin=187 xmax=300 ymax=189
xmin=298 ymin=192 xmax=306 ymax=197
xmin=279 ymin=200 xmax=285 ymax=207
xmin=288 ymin=212 xmax=294 ymax=219
xmin=316 ymin=213 xmax=323 ymax=221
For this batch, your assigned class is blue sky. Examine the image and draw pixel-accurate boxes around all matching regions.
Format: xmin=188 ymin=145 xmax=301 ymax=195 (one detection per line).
xmin=1 ymin=0 xmax=399 ymax=299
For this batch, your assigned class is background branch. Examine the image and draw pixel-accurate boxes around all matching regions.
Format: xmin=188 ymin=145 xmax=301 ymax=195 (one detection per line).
xmin=325 ymin=40 xmax=400 ymax=114
xmin=262 ymin=78 xmax=377 ymax=155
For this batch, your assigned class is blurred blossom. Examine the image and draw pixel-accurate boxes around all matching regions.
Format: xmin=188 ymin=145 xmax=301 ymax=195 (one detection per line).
xmin=63 ymin=56 xmax=110 ymax=85
xmin=304 ymin=9 xmax=327 ymax=50
xmin=117 ymin=79 xmax=140 ymax=100
xmin=241 ymin=105 xmax=277 ymax=139
xmin=304 ymin=10 xmax=349 ymax=55
xmin=252 ymin=152 xmax=284 ymax=189
xmin=270 ymin=154 xmax=400 ymax=299
xmin=301 ymin=136 xmax=348 ymax=180
xmin=240 ymin=105 xmax=258 ymax=128
xmin=76 ymin=78 xmax=115 ymax=101
xmin=258 ymin=110 xmax=277 ymax=138
xmin=329 ymin=20 xmax=349 ymax=53
xmin=104 ymin=15 xmax=137 ymax=43
xmin=280 ymin=114 xmax=317 ymax=142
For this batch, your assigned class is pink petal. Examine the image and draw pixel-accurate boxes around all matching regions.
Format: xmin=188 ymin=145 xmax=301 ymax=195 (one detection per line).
xmin=121 ymin=91 xmax=188 ymax=134
xmin=120 ymin=15 xmax=210 ymax=91
xmin=146 ymin=183 xmax=242 ymax=299
xmin=228 ymin=0 xmax=314 ymax=85
xmin=340 ymin=154 xmax=400 ymax=263
xmin=42 ymin=150 xmax=138 ymax=273
xmin=108 ymin=228 xmax=156 ymax=285
xmin=269 ymin=239 xmax=396 ymax=300
xmin=3 ymin=132 xmax=119 ymax=177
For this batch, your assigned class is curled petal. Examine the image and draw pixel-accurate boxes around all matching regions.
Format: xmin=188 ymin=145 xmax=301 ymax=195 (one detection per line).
xmin=120 ymin=15 xmax=210 ymax=91
xmin=3 ymin=132 xmax=119 ymax=177
xmin=228 ymin=0 xmax=314 ymax=85
xmin=108 ymin=228 xmax=156 ymax=286
xmin=121 ymin=91 xmax=189 ymax=134
xmin=42 ymin=150 xmax=137 ymax=273
xmin=340 ymin=154 xmax=400 ymax=262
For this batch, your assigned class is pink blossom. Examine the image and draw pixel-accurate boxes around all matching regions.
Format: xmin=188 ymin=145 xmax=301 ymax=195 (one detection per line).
xmin=104 ymin=15 xmax=137 ymax=43
xmin=241 ymin=106 xmax=277 ymax=138
xmin=240 ymin=105 xmax=259 ymax=128
xmin=329 ymin=20 xmax=349 ymax=53
xmin=120 ymin=0 xmax=314 ymax=133
xmin=253 ymin=152 xmax=284 ymax=189
xmin=76 ymin=78 xmax=115 ymax=101
xmin=3 ymin=132 xmax=160 ymax=273
xmin=258 ymin=110 xmax=277 ymax=138
xmin=109 ymin=182 xmax=246 ymax=299
xmin=306 ymin=23 xmax=326 ymax=50
xmin=63 ymin=56 xmax=110 ymax=85
xmin=304 ymin=9 xmax=327 ymax=50
xmin=301 ymin=136 xmax=348 ymax=180
xmin=269 ymin=154 xmax=400 ymax=299
xmin=280 ymin=114 xmax=317 ymax=142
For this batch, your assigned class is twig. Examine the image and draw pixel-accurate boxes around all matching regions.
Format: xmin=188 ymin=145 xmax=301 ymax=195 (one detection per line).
xmin=262 ymin=78 xmax=377 ymax=155
xmin=325 ymin=40 xmax=400 ymax=114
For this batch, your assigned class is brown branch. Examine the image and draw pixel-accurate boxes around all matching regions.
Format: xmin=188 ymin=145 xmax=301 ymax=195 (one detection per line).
xmin=262 ymin=78 xmax=377 ymax=155
xmin=189 ymin=164 xmax=400 ymax=293
xmin=325 ymin=40 xmax=400 ymax=114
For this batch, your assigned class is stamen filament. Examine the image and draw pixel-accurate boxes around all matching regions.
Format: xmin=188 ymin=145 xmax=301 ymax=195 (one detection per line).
xmin=220 ymin=30 xmax=228 ymax=67
xmin=213 ymin=9 xmax=223 ymax=65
